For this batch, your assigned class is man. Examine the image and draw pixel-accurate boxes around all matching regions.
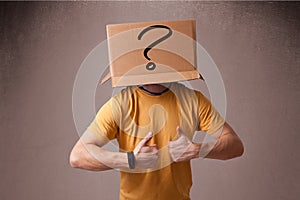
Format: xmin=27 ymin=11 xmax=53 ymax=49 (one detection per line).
xmin=69 ymin=82 xmax=244 ymax=200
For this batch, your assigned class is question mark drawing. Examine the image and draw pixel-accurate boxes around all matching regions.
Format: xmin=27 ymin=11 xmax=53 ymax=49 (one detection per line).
xmin=137 ymin=25 xmax=173 ymax=71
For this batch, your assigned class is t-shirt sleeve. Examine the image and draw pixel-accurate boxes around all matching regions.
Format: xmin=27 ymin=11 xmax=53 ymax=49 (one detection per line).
xmin=87 ymin=98 xmax=119 ymax=140
xmin=198 ymin=92 xmax=225 ymax=134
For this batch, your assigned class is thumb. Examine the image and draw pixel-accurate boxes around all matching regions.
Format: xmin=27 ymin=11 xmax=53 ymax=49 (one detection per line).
xmin=134 ymin=132 xmax=153 ymax=155
xmin=170 ymin=126 xmax=183 ymax=141
xmin=176 ymin=126 xmax=185 ymax=137
xmin=168 ymin=126 xmax=188 ymax=146
xmin=176 ymin=126 xmax=181 ymax=135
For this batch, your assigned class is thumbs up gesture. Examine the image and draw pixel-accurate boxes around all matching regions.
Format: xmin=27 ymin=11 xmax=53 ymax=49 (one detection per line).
xmin=133 ymin=132 xmax=159 ymax=169
xmin=168 ymin=126 xmax=200 ymax=162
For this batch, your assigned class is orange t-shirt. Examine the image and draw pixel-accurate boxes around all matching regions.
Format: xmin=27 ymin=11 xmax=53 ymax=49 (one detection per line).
xmin=88 ymin=83 xmax=225 ymax=200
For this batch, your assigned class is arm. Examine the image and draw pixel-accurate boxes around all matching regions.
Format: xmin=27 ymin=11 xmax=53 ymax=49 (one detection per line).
xmin=69 ymin=130 xmax=159 ymax=171
xmin=69 ymin=130 xmax=128 ymax=171
xmin=168 ymin=122 xmax=244 ymax=162
xmin=200 ymin=122 xmax=244 ymax=160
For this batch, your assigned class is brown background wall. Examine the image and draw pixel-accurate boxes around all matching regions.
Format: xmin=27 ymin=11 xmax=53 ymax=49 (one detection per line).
xmin=1 ymin=1 xmax=299 ymax=200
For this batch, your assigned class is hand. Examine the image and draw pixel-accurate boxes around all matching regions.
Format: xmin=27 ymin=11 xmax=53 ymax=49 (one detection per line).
xmin=133 ymin=132 xmax=159 ymax=169
xmin=168 ymin=126 xmax=200 ymax=162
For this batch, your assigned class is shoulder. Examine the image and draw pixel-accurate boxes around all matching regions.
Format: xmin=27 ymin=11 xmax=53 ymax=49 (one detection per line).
xmin=170 ymin=82 xmax=204 ymax=100
xmin=111 ymin=86 xmax=136 ymax=104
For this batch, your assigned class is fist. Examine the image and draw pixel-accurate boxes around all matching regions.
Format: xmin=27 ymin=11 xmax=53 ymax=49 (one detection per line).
xmin=134 ymin=132 xmax=159 ymax=169
xmin=168 ymin=126 xmax=200 ymax=162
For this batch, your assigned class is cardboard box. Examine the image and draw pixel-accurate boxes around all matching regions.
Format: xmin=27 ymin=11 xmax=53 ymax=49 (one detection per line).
xmin=102 ymin=19 xmax=201 ymax=87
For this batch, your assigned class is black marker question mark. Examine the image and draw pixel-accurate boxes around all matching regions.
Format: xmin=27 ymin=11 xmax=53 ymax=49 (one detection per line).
xmin=137 ymin=25 xmax=173 ymax=71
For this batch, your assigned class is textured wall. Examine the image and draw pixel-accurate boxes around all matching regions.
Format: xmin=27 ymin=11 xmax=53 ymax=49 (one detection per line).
xmin=0 ymin=1 xmax=299 ymax=200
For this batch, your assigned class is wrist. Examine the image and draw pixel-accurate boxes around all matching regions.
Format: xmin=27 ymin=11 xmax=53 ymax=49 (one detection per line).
xmin=192 ymin=142 xmax=201 ymax=157
xmin=110 ymin=152 xmax=128 ymax=169
xmin=127 ymin=152 xmax=136 ymax=169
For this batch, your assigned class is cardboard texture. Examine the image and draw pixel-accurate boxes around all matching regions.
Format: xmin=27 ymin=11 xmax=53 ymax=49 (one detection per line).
xmin=103 ymin=20 xmax=201 ymax=87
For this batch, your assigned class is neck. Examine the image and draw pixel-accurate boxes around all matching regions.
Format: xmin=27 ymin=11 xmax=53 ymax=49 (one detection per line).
xmin=141 ymin=84 xmax=167 ymax=93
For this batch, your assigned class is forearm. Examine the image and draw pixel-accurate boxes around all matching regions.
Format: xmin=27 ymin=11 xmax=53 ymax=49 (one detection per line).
xmin=69 ymin=140 xmax=128 ymax=171
xmin=198 ymin=133 xmax=244 ymax=160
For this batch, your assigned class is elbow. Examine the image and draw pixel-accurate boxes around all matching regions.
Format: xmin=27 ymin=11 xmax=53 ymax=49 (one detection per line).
xmin=237 ymin=139 xmax=244 ymax=157
xmin=222 ymin=138 xmax=244 ymax=161
xmin=232 ymin=138 xmax=244 ymax=159
xmin=69 ymin=140 xmax=87 ymax=169
xmin=232 ymin=140 xmax=244 ymax=159
xmin=69 ymin=149 xmax=81 ymax=168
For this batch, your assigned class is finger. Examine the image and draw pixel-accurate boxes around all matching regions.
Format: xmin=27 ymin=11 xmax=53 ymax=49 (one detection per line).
xmin=168 ymin=141 xmax=175 ymax=148
xmin=144 ymin=131 xmax=153 ymax=141
xmin=148 ymin=144 xmax=158 ymax=151
xmin=176 ymin=126 xmax=184 ymax=136
xmin=134 ymin=132 xmax=153 ymax=154
xmin=169 ymin=126 xmax=183 ymax=144
xmin=139 ymin=146 xmax=151 ymax=153
xmin=171 ymin=126 xmax=183 ymax=141
xmin=136 ymin=132 xmax=153 ymax=149
xmin=139 ymin=145 xmax=157 ymax=153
